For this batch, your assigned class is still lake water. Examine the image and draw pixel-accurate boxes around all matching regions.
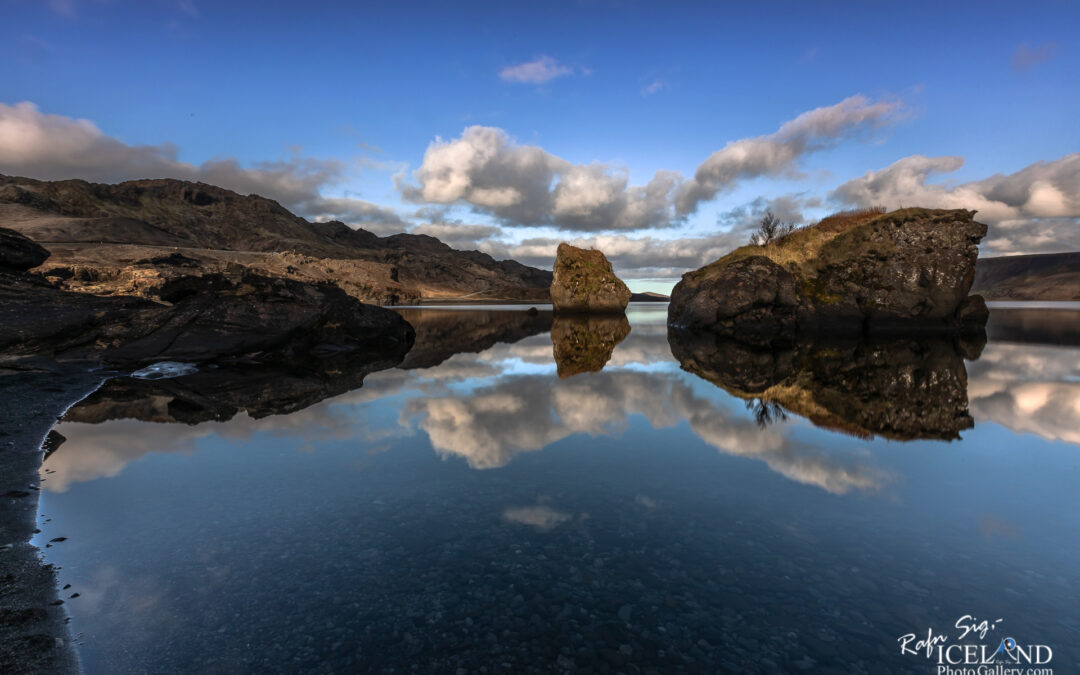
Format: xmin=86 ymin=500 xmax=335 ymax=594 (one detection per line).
xmin=34 ymin=304 xmax=1080 ymax=674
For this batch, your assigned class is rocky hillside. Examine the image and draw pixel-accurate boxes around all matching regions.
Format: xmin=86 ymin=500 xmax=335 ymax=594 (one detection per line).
xmin=972 ymin=251 xmax=1080 ymax=300
xmin=0 ymin=173 xmax=551 ymax=304
xmin=0 ymin=227 xmax=415 ymax=368
xmin=668 ymin=208 xmax=989 ymax=340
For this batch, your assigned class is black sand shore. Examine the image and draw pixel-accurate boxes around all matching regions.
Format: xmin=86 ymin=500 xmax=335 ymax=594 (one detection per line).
xmin=0 ymin=361 xmax=105 ymax=675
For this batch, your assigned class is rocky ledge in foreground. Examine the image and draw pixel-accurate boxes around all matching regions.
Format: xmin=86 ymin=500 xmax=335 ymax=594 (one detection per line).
xmin=668 ymin=208 xmax=990 ymax=342
xmin=550 ymin=243 xmax=631 ymax=314
xmin=0 ymin=228 xmax=415 ymax=368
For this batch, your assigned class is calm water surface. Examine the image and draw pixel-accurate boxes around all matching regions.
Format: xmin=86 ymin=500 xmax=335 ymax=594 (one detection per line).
xmin=34 ymin=304 xmax=1080 ymax=673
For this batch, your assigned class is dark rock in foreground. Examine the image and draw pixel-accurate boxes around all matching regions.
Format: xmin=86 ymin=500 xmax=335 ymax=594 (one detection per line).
xmin=0 ymin=229 xmax=415 ymax=367
xmin=668 ymin=326 xmax=981 ymax=441
xmin=551 ymin=314 xmax=631 ymax=378
xmin=550 ymin=243 xmax=631 ymax=314
xmin=0 ymin=226 xmax=49 ymax=272
xmin=669 ymin=208 xmax=989 ymax=341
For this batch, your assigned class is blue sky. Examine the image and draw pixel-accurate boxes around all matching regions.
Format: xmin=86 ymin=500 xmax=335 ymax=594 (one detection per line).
xmin=2 ymin=0 xmax=1078 ymax=292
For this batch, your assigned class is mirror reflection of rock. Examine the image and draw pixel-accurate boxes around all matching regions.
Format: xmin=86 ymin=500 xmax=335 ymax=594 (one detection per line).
xmin=550 ymin=314 xmax=631 ymax=378
xmin=667 ymin=327 xmax=983 ymax=441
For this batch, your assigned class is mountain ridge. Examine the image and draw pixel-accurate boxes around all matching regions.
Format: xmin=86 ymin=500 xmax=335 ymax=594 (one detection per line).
xmin=0 ymin=173 xmax=552 ymax=304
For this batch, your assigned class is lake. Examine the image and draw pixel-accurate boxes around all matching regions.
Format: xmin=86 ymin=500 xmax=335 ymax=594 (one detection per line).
xmin=34 ymin=304 xmax=1080 ymax=673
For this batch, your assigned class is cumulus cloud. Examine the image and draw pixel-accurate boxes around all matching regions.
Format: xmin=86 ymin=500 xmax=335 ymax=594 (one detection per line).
xmin=402 ymin=95 xmax=902 ymax=232
xmin=716 ymin=193 xmax=820 ymax=230
xmin=830 ymin=153 xmax=1080 ymax=254
xmin=409 ymin=222 xmax=502 ymax=250
xmin=401 ymin=125 xmax=684 ymax=231
xmin=1012 ymin=41 xmax=1059 ymax=71
xmin=0 ymin=101 xmax=406 ymax=232
xmin=480 ymin=231 xmax=747 ymax=279
xmin=674 ymin=95 xmax=905 ymax=215
xmin=967 ymin=343 xmax=1080 ymax=445
xmin=470 ymin=192 xmax=825 ymax=278
xmin=405 ymin=369 xmax=887 ymax=494
xmin=498 ymin=56 xmax=573 ymax=84
xmin=307 ymin=196 xmax=407 ymax=234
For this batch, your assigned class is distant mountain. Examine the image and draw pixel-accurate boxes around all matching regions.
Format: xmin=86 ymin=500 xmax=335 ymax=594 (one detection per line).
xmin=630 ymin=291 xmax=669 ymax=302
xmin=0 ymin=174 xmax=552 ymax=304
xmin=973 ymin=252 xmax=1080 ymax=301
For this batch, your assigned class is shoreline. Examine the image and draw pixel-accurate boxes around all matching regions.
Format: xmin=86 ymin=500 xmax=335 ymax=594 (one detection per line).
xmin=0 ymin=361 xmax=106 ymax=675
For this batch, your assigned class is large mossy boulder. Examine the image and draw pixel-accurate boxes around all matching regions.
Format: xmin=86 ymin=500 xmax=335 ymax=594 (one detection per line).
xmin=668 ymin=208 xmax=988 ymax=340
xmin=550 ymin=243 xmax=631 ymax=314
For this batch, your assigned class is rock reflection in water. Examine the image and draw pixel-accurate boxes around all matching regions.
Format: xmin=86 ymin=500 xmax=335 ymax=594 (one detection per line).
xmin=550 ymin=314 xmax=631 ymax=377
xmin=393 ymin=307 xmax=553 ymax=369
xmin=65 ymin=349 xmax=408 ymax=425
xmin=668 ymin=327 xmax=984 ymax=441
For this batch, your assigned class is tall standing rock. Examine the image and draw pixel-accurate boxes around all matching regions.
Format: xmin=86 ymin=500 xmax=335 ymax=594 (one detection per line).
xmin=550 ymin=243 xmax=631 ymax=314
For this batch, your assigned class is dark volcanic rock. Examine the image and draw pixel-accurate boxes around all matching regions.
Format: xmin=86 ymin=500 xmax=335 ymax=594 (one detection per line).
xmin=668 ymin=327 xmax=980 ymax=441
xmin=551 ymin=314 xmax=631 ymax=378
xmin=669 ymin=256 xmax=799 ymax=345
xmin=0 ymin=266 xmax=415 ymax=367
xmin=0 ymin=227 xmax=49 ymax=271
xmin=550 ymin=243 xmax=631 ymax=314
xmin=668 ymin=208 xmax=989 ymax=340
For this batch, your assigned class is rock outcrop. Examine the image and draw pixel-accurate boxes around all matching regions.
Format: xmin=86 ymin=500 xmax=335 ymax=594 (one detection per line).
xmin=668 ymin=328 xmax=982 ymax=441
xmin=0 ymin=229 xmax=415 ymax=367
xmin=550 ymin=243 xmax=631 ymax=314
xmin=0 ymin=173 xmax=552 ymax=304
xmin=669 ymin=208 xmax=989 ymax=341
xmin=0 ymin=226 xmax=49 ymax=271
xmin=550 ymin=314 xmax=631 ymax=378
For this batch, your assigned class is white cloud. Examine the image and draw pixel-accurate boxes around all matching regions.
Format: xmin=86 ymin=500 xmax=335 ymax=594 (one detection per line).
xmin=0 ymin=101 xmax=405 ymax=231
xmin=674 ymin=95 xmax=905 ymax=215
xmin=480 ymin=231 xmax=745 ymax=279
xmin=409 ymin=222 xmax=501 ymax=250
xmin=406 ymin=368 xmax=887 ymax=494
xmin=498 ymin=56 xmax=573 ymax=84
xmin=402 ymin=95 xmax=903 ymax=232
xmin=829 ymin=153 xmax=1080 ymax=254
xmin=967 ymin=343 xmax=1080 ymax=445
